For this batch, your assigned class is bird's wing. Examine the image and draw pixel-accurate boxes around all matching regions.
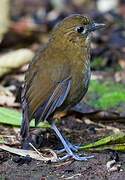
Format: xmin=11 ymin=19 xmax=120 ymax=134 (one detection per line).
xmin=34 ymin=76 xmax=71 ymax=126
xmin=21 ymin=57 xmax=71 ymax=138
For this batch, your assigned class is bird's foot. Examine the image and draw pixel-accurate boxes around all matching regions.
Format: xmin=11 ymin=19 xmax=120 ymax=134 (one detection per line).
xmin=12 ymin=155 xmax=32 ymax=165
xmin=51 ymin=122 xmax=94 ymax=162
xmin=56 ymin=143 xmax=94 ymax=161
xmin=56 ymin=140 xmax=80 ymax=153
xmin=58 ymin=152 xmax=94 ymax=161
xmin=13 ymin=132 xmax=43 ymax=165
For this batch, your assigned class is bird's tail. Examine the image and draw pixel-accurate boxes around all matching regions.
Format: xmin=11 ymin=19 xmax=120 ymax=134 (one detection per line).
xmin=20 ymin=112 xmax=29 ymax=139
xmin=20 ymin=95 xmax=29 ymax=139
xmin=20 ymin=84 xmax=30 ymax=139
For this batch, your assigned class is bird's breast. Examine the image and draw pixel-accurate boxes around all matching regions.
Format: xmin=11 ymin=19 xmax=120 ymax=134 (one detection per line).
xmin=63 ymin=58 xmax=91 ymax=109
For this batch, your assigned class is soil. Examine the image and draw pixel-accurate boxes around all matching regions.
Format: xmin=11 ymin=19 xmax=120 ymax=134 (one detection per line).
xmin=0 ymin=115 xmax=125 ymax=180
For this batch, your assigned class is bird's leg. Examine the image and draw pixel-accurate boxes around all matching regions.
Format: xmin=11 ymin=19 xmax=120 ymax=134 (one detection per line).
xmin=13 ymin=130 xmax=43 ymax=165
xmin=51 ymin=122 xmax=94 ymax=161
xmin=56 ymin=135 xmax=80 ymax=153
xmin=22 ymin=129 xmax=44 ymax=149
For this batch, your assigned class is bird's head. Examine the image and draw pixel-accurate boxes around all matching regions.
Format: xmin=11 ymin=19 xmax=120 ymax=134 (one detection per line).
xmin=51 ymin=14 xmax=105 ymax=49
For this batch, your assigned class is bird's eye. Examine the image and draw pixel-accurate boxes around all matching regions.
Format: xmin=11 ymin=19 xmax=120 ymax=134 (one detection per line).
xmin=75 ymin=26 xmax=85 ymax=33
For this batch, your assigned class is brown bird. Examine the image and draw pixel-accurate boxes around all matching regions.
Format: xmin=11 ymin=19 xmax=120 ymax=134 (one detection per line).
xmin=21 ymin=14 xmax=105 ymax=161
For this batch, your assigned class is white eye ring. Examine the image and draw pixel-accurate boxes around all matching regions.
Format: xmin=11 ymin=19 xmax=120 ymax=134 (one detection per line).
xmin=75 ymin=26 xmax=86 ymax=34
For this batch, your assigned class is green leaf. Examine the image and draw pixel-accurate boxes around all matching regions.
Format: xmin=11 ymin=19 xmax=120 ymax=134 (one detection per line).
xmin=80 ymin=132 xmax=125 ymax=152
xmin=83 ymin=144 xmax=125 ymax=152
xmin=87 ymin=80 xmax=125 ymax=109
xmin=0 ymin=107 xmax=51 ymax=128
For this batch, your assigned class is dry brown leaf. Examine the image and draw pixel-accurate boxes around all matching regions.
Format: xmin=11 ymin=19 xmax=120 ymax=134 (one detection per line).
xmin=0 ymin=49 xmax=34 ymax=78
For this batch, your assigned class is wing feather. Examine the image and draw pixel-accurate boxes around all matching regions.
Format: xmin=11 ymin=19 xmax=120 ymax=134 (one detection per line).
xmin=35 ymin=76 xmax=71 ymax=126
xmin=20 ymin=53 xmax=71 ymax=138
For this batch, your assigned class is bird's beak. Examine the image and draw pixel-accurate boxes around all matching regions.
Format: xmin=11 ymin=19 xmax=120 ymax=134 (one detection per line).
xmin=86 ymin=23 xmax=105 ymax=33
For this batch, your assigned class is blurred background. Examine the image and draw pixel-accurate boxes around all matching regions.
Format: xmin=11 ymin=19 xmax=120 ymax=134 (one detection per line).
xmin=0 ymin=0 xmax=125 ymax=121
xmin=0 ymin=0 xmax=125 ymax=111
xmin=0 ymin=0 xmax=125 ymax=109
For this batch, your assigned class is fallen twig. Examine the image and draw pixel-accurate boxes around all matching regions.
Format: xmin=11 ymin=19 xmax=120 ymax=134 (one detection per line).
xmin=0 ymin=144 xmax=58 ymax=162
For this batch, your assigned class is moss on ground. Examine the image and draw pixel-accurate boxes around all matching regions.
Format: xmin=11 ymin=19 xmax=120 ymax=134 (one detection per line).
xmin=87 ymin=80 xmax=125 ymax=109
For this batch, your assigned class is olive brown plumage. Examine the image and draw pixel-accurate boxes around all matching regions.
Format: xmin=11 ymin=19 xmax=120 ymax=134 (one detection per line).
xmin=20 ymin=14 xmax=105 ymax=161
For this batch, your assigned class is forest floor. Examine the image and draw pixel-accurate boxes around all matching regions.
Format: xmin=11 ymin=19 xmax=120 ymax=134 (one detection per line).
xmin=1 ymin=115 xmax=125 ymax=180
